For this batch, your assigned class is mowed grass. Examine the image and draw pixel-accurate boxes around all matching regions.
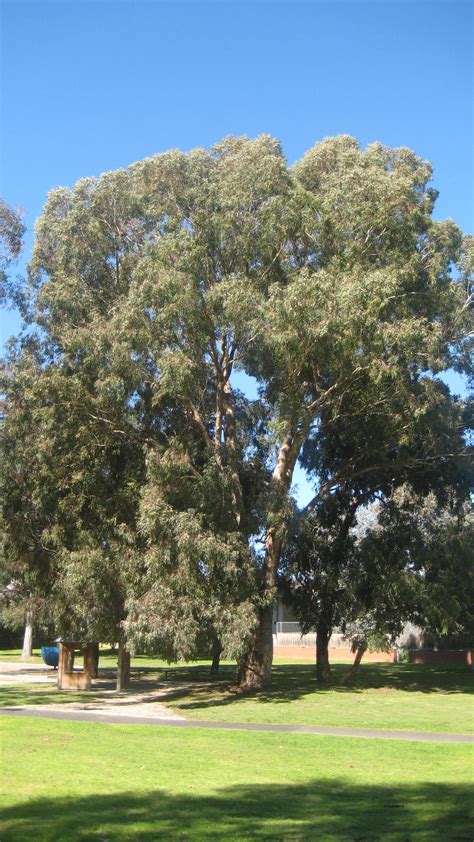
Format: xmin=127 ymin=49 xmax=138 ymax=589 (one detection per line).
xmin=164 ymin=662 xmax=474 ymax=734
xmin=1 ymin=716 xmax=472 ymax=841
xmin=1 ymin=656 xmax=472 ymax=734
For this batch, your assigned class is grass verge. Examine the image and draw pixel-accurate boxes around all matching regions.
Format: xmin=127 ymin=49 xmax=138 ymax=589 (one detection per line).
xmin=1 ymin=655 xmax=472 ymax=735
xmin=164 ymin=662 xmax=474 ymax=734
xmin=1 ymin=716 xmax=472 ymax=841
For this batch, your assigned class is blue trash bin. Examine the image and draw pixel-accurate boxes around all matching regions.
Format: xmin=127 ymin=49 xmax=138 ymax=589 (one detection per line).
xmin=41 ymin=646 xmax=60 ymax=668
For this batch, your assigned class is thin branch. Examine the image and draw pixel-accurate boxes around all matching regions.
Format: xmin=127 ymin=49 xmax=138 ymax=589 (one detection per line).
xmin=186 ymin=400 xmax=213 ymax=451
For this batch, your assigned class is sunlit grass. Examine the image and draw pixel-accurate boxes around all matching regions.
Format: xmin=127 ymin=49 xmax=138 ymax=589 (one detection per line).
xmin=164 ymin=662 xmax=474 ymax=734
xmin=1 ymin=653 xmax=472 ymax=734
xmin=1 ymin=716 xmax=472 ymax=841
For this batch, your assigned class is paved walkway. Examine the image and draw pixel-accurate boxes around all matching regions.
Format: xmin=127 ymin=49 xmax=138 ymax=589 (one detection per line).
xmin=1 ymin=707 xmax=472 ymax=743
xmin=0 ymin=660 xmax=55 ymax=684
xmin=1 ymin=660 xmax=472 ymax=744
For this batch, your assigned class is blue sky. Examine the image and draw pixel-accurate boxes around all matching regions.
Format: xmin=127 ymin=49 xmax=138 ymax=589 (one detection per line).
xmin=2 ymin=0 xmax=472 ymax=336
xmin=1 ymin=0 xmax=472 ymax=500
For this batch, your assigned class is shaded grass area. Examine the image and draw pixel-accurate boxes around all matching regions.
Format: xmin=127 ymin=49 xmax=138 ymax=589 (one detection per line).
xmin=0 ymin=647 xmax=240 ymax=672
xmin=3 ymin=649 xmax=469 ymax=689
xmin=0 ymin=683 xmax=95 ymax=707
xmin=165 ymin=663 xmax=474 ymax=734
xmin=1 ymin=717 xmax=472 ymax=841
xmin=1 ymin=655 xmax=472 ymax=734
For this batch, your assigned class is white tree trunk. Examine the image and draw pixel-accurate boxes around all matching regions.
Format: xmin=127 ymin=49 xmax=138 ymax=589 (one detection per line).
xmin=21 ymin=611 xmax=33 ymax=659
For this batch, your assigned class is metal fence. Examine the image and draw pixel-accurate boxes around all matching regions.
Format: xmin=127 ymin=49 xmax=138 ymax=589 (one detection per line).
xmin=273 ymin=626 xmax=352 ymax=649
xmin=273 ymin=623 xmax=315 ymax=647
xmin=274 ymin=622 xmax=301 ymax=634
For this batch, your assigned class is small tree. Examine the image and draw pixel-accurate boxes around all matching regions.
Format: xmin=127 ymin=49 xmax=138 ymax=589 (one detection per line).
xmin=356 ymin=490 xmax=474 ymax=650
xmin=0 ymin=348 xmax=145 ymax=685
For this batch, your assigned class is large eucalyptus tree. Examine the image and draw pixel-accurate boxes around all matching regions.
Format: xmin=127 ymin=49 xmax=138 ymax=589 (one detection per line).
xmin=10 ymin=134 xmax=472 ymax=688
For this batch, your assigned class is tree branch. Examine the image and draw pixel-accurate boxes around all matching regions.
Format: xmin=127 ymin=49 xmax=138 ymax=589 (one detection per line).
xmin=186 ymin=400 xmax=213 ymax=451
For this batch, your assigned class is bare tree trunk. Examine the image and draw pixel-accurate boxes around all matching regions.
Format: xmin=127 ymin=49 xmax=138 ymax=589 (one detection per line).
xmin=237 ymin=604 xmax=274 ymax=689
xmin=21 ymin=611 xmax=33 ymax=659
xmin=316 ymin=620 xmax=332 ymax=686
xmin=342 ymin=643 xmax=368 ymax=684
xmin=238 ymin=428 xmax=301 ymax=690
xmin=315 ymin=501 xmax=360 ymax=687
xmin=210 ymin=640 xmax=222 ymax=678
xmin=238 ymin=524 xmax=281 ymax=689
xmin=223 ymin=377 xmax=244 ymax=525
xmin=352 ymin=643 xmax=367 ymax=673
xmin=116 ymin=641 xmax=131 ymax=691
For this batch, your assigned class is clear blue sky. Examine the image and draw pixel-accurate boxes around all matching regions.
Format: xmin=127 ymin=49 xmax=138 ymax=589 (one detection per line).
xmin=1 ymin=0 xmax=473 ymax=338
xmin=1 ymin=0 xmax=472 ymax=499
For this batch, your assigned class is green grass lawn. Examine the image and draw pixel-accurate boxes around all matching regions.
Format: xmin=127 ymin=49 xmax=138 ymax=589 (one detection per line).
xmin=1 ymin=716 xmax=472 ymax=841
xmin=164 ymin=662 xmax=474 ymax=734
xmin=0 ymin=647 xmax=239 ymax=675
xmin=0 ymin=683 xmax=96 ymax=707
xmin=1 ymin=656 xmax=472 ymax=734
xmin=0 ymin=648 xmax=40 ymax=660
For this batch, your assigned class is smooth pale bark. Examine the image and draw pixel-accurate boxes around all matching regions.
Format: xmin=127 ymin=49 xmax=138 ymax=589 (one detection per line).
xmin=316 ymin=620 xmax=332 ymax=686
xmin=238 ymin=430 xmax=301 ymax=689
xmin=223 ymin=377 xmax=244 ymax=525
xmin=21 ymin=612 xmax=33 ymax=659
xmin=116 ymin=641 xmax=131 ymax=691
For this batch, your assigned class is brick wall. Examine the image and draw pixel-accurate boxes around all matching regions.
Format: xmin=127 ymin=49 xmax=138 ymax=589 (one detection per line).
xmin=274 ymin=645 xmax=396 ymax=662
xmin=408 ymin=649 xmax=472 ymax=666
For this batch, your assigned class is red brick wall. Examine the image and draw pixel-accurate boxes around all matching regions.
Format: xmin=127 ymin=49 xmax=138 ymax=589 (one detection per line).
xmin=274 ymin=645 xmax=396 ymax=662
xmin=408 ymin=649 xmax=472 ymax=666
xmin=274 ymin=644 xmax=472 ymax=665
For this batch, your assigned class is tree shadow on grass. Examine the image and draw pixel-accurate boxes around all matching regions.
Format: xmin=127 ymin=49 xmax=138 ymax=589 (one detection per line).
xmin=162 ymin=662 xmax=474 ymax=714
xmin=1 ymin=663 xmax=471 ymax=716
xmin=0 ymin=685 xmax=94 ymax=708
xmin=1 ymin=779 xmax=472 ymax=841
xmin=270 ymin=662 xmax=474 ymax=695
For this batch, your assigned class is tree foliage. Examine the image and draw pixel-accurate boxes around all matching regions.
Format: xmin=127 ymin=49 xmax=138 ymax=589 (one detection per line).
xmin=1 ymin=135 xmax=472 ymax=687
xmin=0 ymin=199 xmax=25 ymax=306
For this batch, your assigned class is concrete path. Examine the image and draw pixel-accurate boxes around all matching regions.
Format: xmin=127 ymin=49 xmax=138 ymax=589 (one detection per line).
xmin=1 ymin=660 xmax=472 ymax=744
xmin=1 ymin=707 xmax=472 ymax=743
xmin=0 ymin=660 xmax=55 ymax=684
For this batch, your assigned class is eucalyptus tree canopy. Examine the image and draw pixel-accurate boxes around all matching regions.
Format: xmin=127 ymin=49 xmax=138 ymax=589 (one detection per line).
xmin=0 ymin=199 xmax=24 ymax=305
xmin=0 ymin=344 xmax=145 ymax=644
xmin=285 ymin=474 xmax=472 ymax=685
xmin=358 ymin=489 xmax=474 ymax=646
xmin=8 ymin=134 xmax=472 ymax=688
xmin=284 ymin=370 xmax=472 ymax=685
